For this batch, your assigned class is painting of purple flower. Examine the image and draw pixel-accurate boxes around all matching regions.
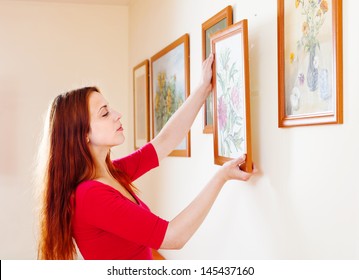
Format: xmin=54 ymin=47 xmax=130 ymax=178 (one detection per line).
xmin=298 ymin=73 xmax=305 ymax=86
xmin=218 ymin=96 xmax=227 ymax=129
xmin=231 ymin=85 xmax=240 ymax=108
xmin=215 ymin=43 xmax=245 ymax=158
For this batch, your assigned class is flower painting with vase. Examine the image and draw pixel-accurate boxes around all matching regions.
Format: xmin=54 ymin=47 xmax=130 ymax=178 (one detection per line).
xmin=278 ymin=0 xmax=343 ymax=127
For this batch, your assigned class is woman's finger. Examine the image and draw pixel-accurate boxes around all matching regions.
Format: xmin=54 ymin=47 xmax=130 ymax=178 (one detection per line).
xmin=232 ymin=154 xmax=246 ymax=167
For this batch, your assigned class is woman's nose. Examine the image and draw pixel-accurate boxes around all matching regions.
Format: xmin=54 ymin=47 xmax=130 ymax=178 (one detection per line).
xmin=114 ymin=110 xmax=122 ymax=121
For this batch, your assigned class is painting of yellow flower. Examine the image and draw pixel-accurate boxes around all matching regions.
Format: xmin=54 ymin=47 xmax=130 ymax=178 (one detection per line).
xmin=151 ymin=34 xmax=190 ymax=156
xmin=154 ymin=71 xmax=184 ymax=134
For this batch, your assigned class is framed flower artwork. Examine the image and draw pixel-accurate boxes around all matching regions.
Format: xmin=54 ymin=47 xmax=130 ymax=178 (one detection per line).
xmin=278 ymin=0 xmax=343 ymax=127
xmin=202 ymin=6 xmax=233 ymax=134
xmin=133 ymin=60 xmax=150 ymax=150
xmin=150 ymin=34 xmax=191 ymax=157
xmin=211 ymin=20 xmax=252 ymax=172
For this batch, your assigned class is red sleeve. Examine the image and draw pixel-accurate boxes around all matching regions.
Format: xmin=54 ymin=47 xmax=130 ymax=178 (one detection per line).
xmin=113 ymin=142 xmax=159 ymax=181
xmin=81 ymin=183 xmax=168 ymax=250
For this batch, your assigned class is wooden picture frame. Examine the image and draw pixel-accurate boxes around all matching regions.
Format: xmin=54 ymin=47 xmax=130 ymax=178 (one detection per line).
xmin=150 ymin=34 xmax=191 ymax=157
xmin=202 ymin=6 xmax=233 ymax=134
xmin=211 ymin=20 xmax=252 ymax=172
xmin=278 ymin=0 xmax=343 ymax=127
xmin=133 ymin=60 xmax=150 ymax=150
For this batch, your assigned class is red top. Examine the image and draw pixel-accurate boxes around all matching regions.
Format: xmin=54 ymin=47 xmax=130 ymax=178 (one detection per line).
xmin=72 ymin=143 xmax=169 ymax=260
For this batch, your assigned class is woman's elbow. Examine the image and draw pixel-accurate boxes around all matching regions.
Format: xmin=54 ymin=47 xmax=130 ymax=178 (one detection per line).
xmin=160 ymin=237 xmax=185 ymax=250
xmin=160 ymin=226 xmax=187 ymax=250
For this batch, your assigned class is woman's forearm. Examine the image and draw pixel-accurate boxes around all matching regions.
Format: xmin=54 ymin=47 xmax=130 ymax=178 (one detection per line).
xmin=159 ymin=155 xmax=253 ymax=250
xmin=160 ymin=170 xmax=227 ymax=249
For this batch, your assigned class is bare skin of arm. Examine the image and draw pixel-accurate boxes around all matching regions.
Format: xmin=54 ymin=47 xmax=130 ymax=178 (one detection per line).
xmin=161 ymin=156 xmax=255 ymax=249
xmin=151 ymin=54 xmax=256 ymax=249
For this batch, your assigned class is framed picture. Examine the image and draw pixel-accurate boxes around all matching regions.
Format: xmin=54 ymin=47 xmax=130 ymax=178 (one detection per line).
xmin=202 ymin=6 xmax=233 ymax=133
xmin=150 ymin=34 xmax=191 ymax=157
xmin=133 ymin=60 xmax=150 ymax=150
xmin=278 ymin=0 xmax=343 ymax=127
xmin=211 ymin=20 xmax=252 ymax=172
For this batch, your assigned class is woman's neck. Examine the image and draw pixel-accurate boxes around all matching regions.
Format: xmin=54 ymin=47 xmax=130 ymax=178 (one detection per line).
xmin=89 ymin=145 xmax=112 ymax=179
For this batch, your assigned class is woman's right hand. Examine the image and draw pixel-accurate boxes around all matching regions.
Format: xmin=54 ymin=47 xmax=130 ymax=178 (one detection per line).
xmin=161 ymin=154 xmax=257 ymax=250
xmin=219 ymin=155 xmax=257 ymax=182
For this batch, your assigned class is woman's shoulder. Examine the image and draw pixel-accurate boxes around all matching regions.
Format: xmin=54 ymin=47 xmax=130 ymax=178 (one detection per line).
xmin=113 ymin=142 xmax=157 ymax=166
xmin=75 ymin=180 xmax=115 ymax=198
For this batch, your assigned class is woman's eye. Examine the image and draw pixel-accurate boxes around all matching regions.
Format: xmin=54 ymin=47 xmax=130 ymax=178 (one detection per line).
xmin=102 ymin=112 xmax=109 ymax=117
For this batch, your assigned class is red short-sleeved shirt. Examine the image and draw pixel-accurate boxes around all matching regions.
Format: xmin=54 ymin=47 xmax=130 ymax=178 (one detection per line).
xmin=72 ymin=143 xmax=168 ymax=260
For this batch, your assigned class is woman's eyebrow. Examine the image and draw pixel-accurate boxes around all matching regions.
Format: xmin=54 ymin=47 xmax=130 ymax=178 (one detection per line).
xmin=98 ymin=104 xmax=108 ymax=114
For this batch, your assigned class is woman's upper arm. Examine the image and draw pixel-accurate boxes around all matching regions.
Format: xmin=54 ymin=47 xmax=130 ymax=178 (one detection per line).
xmin=81 ymin=185 xmax=168 ymax=249
xmin=150 ymin=137 xmax=163 ymax=162
xmin=113 ymin=142 xmax=159 ymax=181
xmin=150 ymin=132 xmax=172 ymax=162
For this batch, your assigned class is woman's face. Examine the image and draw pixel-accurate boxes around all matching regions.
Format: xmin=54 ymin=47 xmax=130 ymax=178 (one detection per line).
xmin=87 ymin=91 xmax=124 ymax=149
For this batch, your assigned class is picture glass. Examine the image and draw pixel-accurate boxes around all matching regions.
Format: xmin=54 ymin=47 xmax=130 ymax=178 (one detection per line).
xmin=134 ymin=65 xmax=148 ymax=148
xmin=205 ymin=19 xmax=227 ymax=127
xmin=284 ymin=0 xmax=335 ymax=117
xmin=215 ymin=33 xmax=246 ymax=158
xmin=152 ymin=43 xmax=186 ymax=150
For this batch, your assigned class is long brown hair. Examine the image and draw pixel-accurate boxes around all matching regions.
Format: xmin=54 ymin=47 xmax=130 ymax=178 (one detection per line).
xmin=37 ymin=87 xmax=133 ymax=259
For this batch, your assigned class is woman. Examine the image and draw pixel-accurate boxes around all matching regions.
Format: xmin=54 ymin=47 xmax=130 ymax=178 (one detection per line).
xmin=37 ymin=54 xmax=256 ymax=260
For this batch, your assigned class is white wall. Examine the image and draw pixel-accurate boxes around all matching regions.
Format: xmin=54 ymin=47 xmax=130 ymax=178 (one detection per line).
xmin=129 ymin=0 xmax=359 ymax=259
xmin=0 ymin=0 xmax=129 ymax=259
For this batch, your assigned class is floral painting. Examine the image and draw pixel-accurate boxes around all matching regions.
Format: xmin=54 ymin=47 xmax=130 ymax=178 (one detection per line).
xmin=278 ymin=0 xmax=343 ymax=126
xmin=154 ymin=70 xmax=184 ymax=134
xmin=211 ymin=20 xmax=252 ymax=171
xmin=215 ymin=39 xmax=245 ymax=158
xmin=151 ymin=34 xmax=190 ymax=157
xmin=153 ymin=45 xmax=185 ymax=137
